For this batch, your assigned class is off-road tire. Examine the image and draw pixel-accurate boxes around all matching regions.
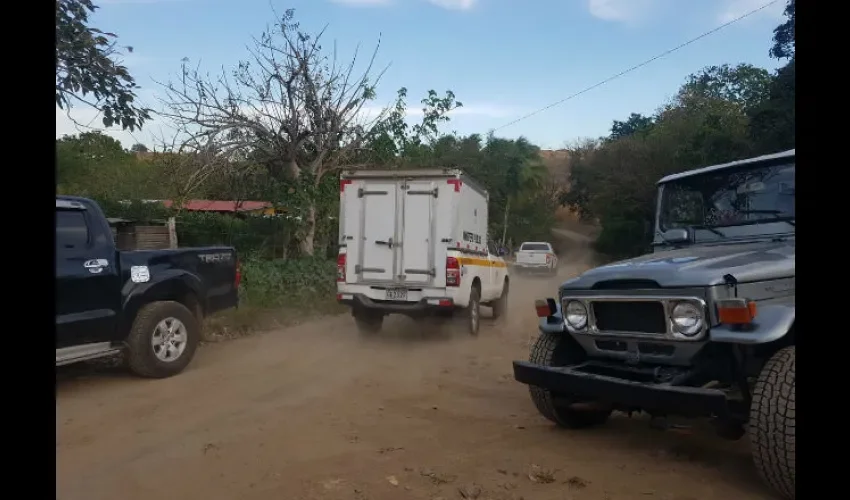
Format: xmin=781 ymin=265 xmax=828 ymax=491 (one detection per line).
xmin=749 ymin=346 xmax=795 ymax=499
xmin=126 ymin=301 xmax=200 ymax=379
xmin=491 ymin=280 xmax=509 ymax=320
xmin=467 ymin=286 xmax=481 ymax=336
xmin=528 ymin=332 xmax=611 ymax=428
xmin=354 ymin=311 xmax=383 ymax=335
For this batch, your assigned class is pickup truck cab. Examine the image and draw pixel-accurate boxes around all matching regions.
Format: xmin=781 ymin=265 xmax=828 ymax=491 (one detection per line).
xmin=56 ymin=196 xmax=240 ymax=378
xmin=515 ymin=241 xmax=558 ymax=275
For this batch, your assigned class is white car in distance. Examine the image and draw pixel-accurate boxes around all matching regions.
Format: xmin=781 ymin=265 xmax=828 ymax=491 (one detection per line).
xmin=515 ymin=242 xmax=558 ymax=276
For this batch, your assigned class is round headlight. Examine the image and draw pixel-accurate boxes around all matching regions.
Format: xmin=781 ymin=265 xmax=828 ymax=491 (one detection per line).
xmin=671 ymin=302 xmax=703 ymax=337
xmin=564 ymin=300 xmax=588 ymax=330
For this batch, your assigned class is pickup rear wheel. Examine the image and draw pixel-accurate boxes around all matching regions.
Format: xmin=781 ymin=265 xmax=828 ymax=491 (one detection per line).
xmin=353 ymin=310 xmax=383 ymax=335
xmin=749 ymin=346 xmax=795 ymax=499
xmin=466 ymin=286 xmax=481 ymax=336
xmin=126 ymin=301 xmax=200 ymax=378
xmin=528 ymin=332 xmax=611 ymax=429
xmin=491 ymin=280 xmax=509 ymax=320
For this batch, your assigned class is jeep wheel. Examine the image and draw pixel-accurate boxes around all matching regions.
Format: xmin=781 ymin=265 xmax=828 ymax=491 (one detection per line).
xmin=126 ymin=301 xmax=200 ymax=379
xmin=749 ymin=346 xmax=795 ymax=499
xmin=353 ymin=310 xmax=383 ymax=335
xmin=491 ymin=280 xmax=509 ymax=320
xmin=528 ymin=332 xmax=611 ymax=428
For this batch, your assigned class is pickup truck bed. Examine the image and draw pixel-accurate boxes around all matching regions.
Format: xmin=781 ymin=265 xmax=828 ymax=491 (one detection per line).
xmin=56 ymin=196 xmax=240 ymax=378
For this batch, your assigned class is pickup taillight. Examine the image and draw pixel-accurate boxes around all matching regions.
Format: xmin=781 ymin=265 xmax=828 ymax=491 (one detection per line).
xmin=446 ymin=256 xmax=461 ymax=287
xmin=235 ymin=260 xmax=242 ymax=288
xmin=337 ymin=253 xmax=346 ymax=282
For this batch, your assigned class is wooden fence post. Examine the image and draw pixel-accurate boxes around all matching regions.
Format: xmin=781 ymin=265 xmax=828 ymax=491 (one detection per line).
xmin=167 ymin=217 xmax=178 ymax=248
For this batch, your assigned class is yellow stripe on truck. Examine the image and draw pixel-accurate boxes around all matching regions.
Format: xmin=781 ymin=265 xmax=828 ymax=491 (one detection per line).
xmin=457 ymin=257 xmax=508 ymax=268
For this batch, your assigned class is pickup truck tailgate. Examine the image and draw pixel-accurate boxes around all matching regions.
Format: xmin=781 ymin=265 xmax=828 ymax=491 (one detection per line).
xmin=517 ymin=251 xmax=549 ymax=265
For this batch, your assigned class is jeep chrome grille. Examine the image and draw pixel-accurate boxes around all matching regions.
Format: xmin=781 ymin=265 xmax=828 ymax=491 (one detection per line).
xmin=591 ymin=301 xmax=666 ymax=334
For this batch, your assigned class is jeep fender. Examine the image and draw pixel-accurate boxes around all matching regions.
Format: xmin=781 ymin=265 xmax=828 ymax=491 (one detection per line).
xmin=539 ymin=300 xmax=568 ymax=334
xmin=710 ymin=303 xmax=795 ymax=344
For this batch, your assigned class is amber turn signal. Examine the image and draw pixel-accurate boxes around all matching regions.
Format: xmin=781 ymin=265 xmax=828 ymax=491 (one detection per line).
xmin=716 ymin=298 xmax=757 ymax=325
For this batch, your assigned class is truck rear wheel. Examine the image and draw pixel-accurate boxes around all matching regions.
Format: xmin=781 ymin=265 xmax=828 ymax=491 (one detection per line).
xmin=126 ymin=301 xmax=200 ymax=378
xmin=528 ymin=332 xmax=611 ymax=428
xmin=491 ymin=280 xmax=509 ymax=320
xmin=353 ymin=310 xmax=383 ymax=335
xmin=749 ymin=346 xmax=795 ymax=499
xmin=466 ymin=286 xmax=481 ymax=336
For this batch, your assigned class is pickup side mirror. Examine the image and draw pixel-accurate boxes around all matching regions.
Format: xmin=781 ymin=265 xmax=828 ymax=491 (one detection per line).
xmin=661 ymin=228 xmax=690 ymax=244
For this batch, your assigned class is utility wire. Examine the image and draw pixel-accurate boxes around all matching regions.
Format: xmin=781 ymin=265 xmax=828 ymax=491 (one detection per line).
xmin=491 ymin=0 xmax=780 ymax=132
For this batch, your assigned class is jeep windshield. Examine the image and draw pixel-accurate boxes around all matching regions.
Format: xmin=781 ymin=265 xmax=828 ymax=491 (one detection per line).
xmin=658 ymin=161 xmax=795 ymax=242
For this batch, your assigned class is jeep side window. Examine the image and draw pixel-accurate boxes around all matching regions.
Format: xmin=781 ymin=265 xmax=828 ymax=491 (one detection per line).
xmin=56 ymin=210 xmax=90 ymax=250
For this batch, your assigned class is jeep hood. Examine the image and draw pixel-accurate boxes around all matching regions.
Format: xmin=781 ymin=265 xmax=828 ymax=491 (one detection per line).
xmin=562 ymin=239 xmax=795 ymax=290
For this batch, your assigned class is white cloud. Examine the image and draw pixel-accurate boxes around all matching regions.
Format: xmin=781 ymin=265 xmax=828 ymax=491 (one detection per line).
xmin=427 ymin=0 xmax=477 ymax=10
xmin=717 ymin=0 xmax=785 ymax=24
xmin=330 ymin=0 xmax=393 ymax=6
xmin=587 ymin=0 xmax=656 ymax=23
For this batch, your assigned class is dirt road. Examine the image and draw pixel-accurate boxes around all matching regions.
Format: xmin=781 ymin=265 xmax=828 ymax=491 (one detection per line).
xmin=57 ymin=247 xmax=775 ymax=500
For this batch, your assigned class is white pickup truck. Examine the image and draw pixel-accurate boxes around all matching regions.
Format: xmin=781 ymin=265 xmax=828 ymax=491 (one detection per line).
xmin=336 ymin=168 xmax=510 ymax=336
xmin=514 ymin=241 xmax=558 ymax=275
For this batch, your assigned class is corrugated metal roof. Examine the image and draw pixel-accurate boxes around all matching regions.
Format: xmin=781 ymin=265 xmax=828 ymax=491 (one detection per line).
xmin=161 ymin=200 xmax=273 ymax=212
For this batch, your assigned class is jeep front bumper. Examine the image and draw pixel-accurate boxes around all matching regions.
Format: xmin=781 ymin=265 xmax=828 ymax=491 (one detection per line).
xmin=513 ymin=360 xmax=741 ymax=418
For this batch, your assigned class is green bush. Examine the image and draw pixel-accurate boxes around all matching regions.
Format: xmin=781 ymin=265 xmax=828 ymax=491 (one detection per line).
xmin=239 ymin=257 xmax=338 ymax=309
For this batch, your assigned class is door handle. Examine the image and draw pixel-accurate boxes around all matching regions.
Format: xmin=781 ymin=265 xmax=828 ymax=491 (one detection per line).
xmin=83 ymin=259 xmax=109 ymax=274
xmin=375 ymin=238 xmax=395 ymax=249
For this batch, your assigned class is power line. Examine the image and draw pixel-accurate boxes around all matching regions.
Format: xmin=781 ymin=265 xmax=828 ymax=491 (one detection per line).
xmin=492 ymin=0 xmax=780 ymax=132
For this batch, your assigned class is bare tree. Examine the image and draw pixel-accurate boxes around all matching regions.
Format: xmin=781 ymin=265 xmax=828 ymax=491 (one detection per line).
xmin=157 ymin=9 xmax=389 ymax=255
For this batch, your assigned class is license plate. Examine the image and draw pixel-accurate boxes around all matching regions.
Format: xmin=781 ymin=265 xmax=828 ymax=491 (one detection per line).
xmin=385 ymin=288 xmax=408 ymax=300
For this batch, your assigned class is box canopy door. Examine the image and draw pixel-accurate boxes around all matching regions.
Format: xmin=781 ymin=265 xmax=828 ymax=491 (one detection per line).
xmin=400 ymin=180 xmax=436 ymax=285
xmin=359 ymin=182 xmax=399 ymax=282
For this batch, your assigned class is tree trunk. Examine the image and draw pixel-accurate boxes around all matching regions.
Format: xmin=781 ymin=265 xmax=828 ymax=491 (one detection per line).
xmin=501 ymin=198 xmax=510 ymax=246
xmin=298 ymin=203 xmax=317 ymax=256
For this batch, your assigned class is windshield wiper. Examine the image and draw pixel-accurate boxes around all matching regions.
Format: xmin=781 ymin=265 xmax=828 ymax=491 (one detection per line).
xmin=727 ymin=211 xmax=795 ymax=228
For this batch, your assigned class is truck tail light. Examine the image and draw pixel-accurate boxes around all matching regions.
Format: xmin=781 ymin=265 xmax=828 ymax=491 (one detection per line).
xmin=337 ymin=253 xmax=346 ymax=282
xmin=235 ymin=259 xmax=242 ymax=289
xmin=446 ymin=256 xmax=461 ymax=287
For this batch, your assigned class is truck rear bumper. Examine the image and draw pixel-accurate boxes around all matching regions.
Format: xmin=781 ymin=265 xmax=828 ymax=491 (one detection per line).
xmin=512 ymin=361 xmax=738 ymax=418
xmin=337 ymin=293 xmax=454 ymax=316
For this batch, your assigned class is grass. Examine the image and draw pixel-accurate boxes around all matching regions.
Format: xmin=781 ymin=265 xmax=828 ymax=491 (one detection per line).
xmin=203 ymin=257 xmax=346 ymax=339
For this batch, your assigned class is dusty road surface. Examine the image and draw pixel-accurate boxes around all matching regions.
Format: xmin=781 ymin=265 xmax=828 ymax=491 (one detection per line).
xmin=57 ymin=246 xmax=776 ymax=500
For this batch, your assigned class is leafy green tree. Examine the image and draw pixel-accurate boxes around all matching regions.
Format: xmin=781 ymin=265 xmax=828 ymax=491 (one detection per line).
xmin=677 ymin=64 xmax=772 ymax=113
xmin=130 ymin=143 xmax=149 ymax=153
xmin=748 ymin=0 xmax=795 ymax=153
xmin=56 ymin=0 xmax=150 ymax=131
xmin=609 ymin=113 xmax=655 ymax=140
xmin=770 ymin=0 xmax=795 ymax=60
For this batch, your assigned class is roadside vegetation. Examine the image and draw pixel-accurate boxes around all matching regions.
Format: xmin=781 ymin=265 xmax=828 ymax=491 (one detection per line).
xmin=562 ymin=1 xmax=795 ymax=259
xmin=56 ymin=0 xmax=795 ymax=331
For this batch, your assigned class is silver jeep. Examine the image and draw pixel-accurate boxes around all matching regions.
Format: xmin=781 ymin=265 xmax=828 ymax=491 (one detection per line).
xmin=513 ymin=149 xmax=795 ymax=499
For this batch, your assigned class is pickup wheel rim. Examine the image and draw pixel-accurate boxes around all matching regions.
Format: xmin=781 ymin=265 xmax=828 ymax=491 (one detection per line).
xmin=151 ymin=317 xmax=189 ymax=362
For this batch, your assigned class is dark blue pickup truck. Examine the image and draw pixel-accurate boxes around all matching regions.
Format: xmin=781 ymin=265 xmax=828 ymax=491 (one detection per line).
xmin=56 ymin=196 xmax=240 ymax=378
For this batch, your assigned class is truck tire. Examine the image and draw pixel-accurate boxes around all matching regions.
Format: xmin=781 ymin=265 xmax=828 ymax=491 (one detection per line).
xmin=466 ymin=286 xmax=481 ymax=336
xmin=528 ymin=332 xmax=611 ymax=428
xmin=749 ymin=346 xmax=795 ymax=500
xmin=491 ymin=280 xmax=509 ymax=320
xmin=354 ymin=311 xmax=383 ymax=335
xmin=126 ymin=301 xmax=200 ymax=379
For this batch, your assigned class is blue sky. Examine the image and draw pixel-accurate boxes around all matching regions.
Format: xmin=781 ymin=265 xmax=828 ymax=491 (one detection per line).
xmin=55 ymin=0 xmax=786 ymax=150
